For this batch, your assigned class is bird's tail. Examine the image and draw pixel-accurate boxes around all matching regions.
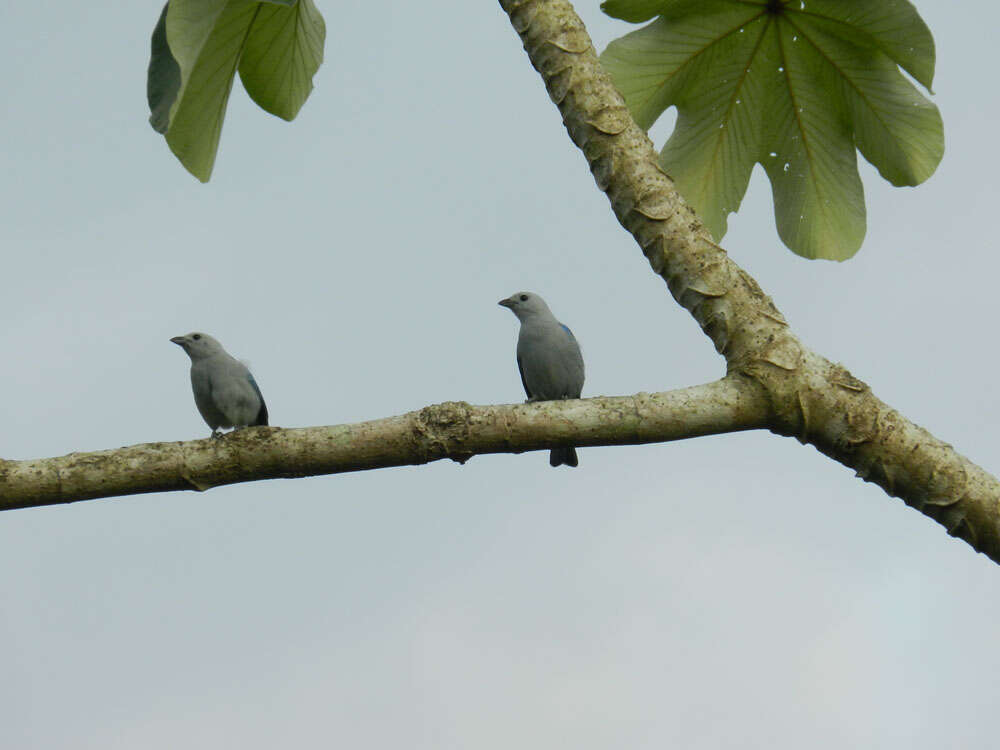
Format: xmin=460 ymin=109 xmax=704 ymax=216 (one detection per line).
xmin=549 ymin=446 xmax=578 ymax=468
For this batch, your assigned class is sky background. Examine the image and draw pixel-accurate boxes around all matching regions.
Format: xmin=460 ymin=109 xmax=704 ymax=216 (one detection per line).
xmin=2 ymin=1 xmax=998 ymax=748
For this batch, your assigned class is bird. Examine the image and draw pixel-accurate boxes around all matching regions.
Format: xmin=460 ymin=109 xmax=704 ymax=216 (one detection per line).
xmin=499 ymin=292 xmax=585 ymax=467
xmin=170 ymin=332 xmax=268 ymax=437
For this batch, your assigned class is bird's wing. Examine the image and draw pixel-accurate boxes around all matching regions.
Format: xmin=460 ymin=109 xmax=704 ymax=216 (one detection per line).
xmin=247 ymin=372 xmax=268 ymax=426
xmin=516 ymin=355 xmax=533 ymax=400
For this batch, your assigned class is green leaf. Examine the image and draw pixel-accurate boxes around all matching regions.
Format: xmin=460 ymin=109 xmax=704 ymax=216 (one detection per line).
xmin=601 ymin=0 xmax=668 ymax=23
xmin=239 ymin=0 xmax=326 ymax=121
xmin=600 ymin=0 xmax=943 ymax=260
xmin=147 ymin=3 xmax=181 ymax=135
xmin=160 ymin=0 xmax=258 ymax=182
xmin=801 ymin=0 xmax=935 ymax=91
xmin=793 ymin=11 xmax=941 ymax=187
xmin=145 ymin=0 xmax=326 ymax=182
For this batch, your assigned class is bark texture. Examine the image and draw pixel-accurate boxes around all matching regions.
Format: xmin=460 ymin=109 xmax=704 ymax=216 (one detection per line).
xmin=0 ymin=380 xmax=766 ymax=510
xmin=498 ymin=0 xmax=1000 ymax=560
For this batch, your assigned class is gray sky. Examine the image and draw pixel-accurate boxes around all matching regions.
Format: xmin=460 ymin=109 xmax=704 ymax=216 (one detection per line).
xmin=2 ymin=2 xmax=998 ymax=748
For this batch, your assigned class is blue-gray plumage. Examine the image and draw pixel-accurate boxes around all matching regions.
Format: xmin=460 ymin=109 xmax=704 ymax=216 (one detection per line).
xmin=499 ymin=292 xmax=585 ymax=467
xmin=170 ymin=332 xmax=268 ymax=437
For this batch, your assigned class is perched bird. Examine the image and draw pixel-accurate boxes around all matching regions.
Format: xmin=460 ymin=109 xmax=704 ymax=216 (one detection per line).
xmin=499 ymin=292 xmax=585 ymax=467
xmin=170 ymin=332 xmax=268 ymax=437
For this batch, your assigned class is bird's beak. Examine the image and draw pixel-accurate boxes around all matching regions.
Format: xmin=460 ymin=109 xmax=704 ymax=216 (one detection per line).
xmin=169 ymin=336 xmax=186 ymax=346
xmin=498 ymin=298 xmax=514 ymax=309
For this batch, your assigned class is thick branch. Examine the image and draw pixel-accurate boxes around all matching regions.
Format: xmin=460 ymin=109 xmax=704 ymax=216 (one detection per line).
xmin=0 ymin=380 xmax=766 ymax=509
xmin=7 ymin=1 xmax=999 ymax=570
xmin=498 ymin=0 xmax=1000 ymax=562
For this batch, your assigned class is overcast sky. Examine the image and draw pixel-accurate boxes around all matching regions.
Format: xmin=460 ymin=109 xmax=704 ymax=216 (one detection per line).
xmin=2 ymin=2 xmax=999 ymax=748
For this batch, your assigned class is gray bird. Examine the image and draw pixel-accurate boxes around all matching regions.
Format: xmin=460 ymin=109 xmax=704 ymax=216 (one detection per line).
xmin=499 ymin=292 xmax=585 ymax=467
xmin=170 ymin=332 xmax=268 ymax=437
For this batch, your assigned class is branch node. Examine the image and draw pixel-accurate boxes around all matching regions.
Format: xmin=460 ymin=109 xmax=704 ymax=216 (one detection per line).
xmin=507 ymin=0 xmax=537 ymax=33
xmin=181 ymin=472 xmax=213 ymax=492
xmin=414 ymin=401 xmax=474 ymax=461
xmin=586 ymin=107 xmax=629 ymax=135
xmin=547 ymin=33 xmax=589 ymax=54
xmin=545 ymin=66 xmax=573 ymax=104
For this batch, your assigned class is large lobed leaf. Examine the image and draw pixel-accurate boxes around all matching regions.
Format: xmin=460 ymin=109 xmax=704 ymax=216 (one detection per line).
xmin=600 ymin=0 xmax=943 ymax=260
xmin=239 ymin=0 xmax=325 ymax=120
xmin=146 ymin=0 xmax=325 ymax=182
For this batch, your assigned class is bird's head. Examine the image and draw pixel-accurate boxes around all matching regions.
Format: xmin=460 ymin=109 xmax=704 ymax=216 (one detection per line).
xmin=498 ymin=291 xmax=551 ymax=321
xmin=170 ymin=332 xmax=225 ymax=360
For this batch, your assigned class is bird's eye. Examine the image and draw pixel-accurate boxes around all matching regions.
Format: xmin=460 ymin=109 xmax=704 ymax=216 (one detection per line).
xmin=193 ymin=334 xmax=202 ymax=341
xmin=519 ymin=294 xmax=528 ymax=302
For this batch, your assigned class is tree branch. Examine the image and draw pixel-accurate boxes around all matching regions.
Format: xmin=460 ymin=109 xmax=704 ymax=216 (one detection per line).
xmin=8 ymin=0 xmax=999 ymax=568
xmin=0 ymin=379 xmax=767 ymax=510
xmin=497 ymin=0 xmax=1000 ymax=563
